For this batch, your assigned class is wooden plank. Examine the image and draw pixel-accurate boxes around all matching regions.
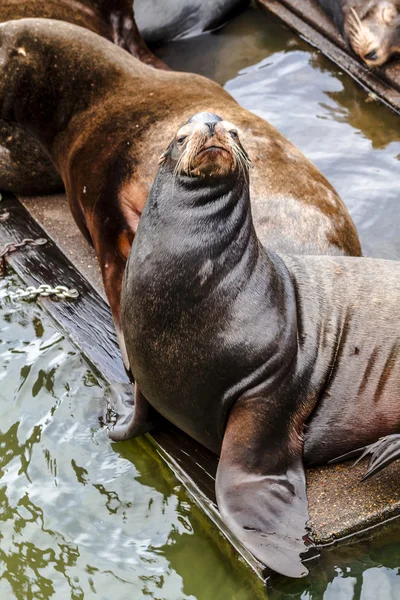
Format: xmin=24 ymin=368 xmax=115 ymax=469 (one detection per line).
xmin=256 ymin=0 xmax=400 ymax=115
xmin=0 ymin=191 xmax=264 ymax=580
xmin=0 ymin=192 xmax=126 ymax=384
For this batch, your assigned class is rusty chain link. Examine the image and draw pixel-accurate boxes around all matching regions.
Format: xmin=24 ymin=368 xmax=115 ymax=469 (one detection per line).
xmin=0 ymin=237 xmax=47 ymax=275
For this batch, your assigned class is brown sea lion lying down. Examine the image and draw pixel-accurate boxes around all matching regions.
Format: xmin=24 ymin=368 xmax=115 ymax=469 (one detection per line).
xmin=0 ymin=19 xmax=361 ymax=368
xmin=119 ymin=112 xmax=400 ymax=578
xmin=317 ymin=0 xmax=400 ymax=66
xmin=0 ymin=0 xmax=166 ymax=195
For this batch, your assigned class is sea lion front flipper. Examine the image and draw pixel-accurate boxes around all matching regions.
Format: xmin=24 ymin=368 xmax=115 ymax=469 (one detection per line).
xmin=106 ymin=382 xmax=158 ymax=441
xmin=216 ymin=396 xmax=310 ymax=578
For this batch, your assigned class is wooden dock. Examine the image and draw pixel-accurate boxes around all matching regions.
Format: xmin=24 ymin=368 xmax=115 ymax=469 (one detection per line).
xmin=256 ymin=0 xmax=400 ymax=115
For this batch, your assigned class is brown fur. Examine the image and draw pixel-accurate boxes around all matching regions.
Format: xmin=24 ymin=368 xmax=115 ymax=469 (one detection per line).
xmin=0 ymin=19 xmax=361 ymax=363
xmin=0 ymin=0 xmax=167 ymax=195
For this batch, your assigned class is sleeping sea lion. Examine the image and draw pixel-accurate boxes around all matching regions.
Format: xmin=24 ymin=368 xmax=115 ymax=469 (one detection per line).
xmin=0 ymin=0 xmax=166 ymax=195
xmin=119 ymin=112 xmax=399 ymax=578
xmin=0 ymin=19 xmax=361 ymax=374
xmin=317 ymin=0 xmax=400 ymax=66
xmin=135 ymin=0 xmax=249 ymax=45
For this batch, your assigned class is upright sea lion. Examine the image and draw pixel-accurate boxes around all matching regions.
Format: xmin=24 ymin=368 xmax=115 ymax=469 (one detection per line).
xmin=0 ymin=19 xmax=361 ymax=370
xmin=317 ymin=0 xmax=400 ymax=66
xmin=0 ymin=0 xmax=166 ymax=195
xmin=120 ymin=112 xmax=399 ymax=578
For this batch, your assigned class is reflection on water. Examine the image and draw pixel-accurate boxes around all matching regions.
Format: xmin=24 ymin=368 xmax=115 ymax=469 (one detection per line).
xmin=158 ymin=6 xmax=400 ymax=260
xmin=0 ymin=272 xmax=265 ymax=600
xmin=1 ymin=5 xmax=400 ymax=599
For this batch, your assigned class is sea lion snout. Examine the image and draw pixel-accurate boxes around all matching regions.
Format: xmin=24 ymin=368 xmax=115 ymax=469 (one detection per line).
xmin=160 ymin=112 xmax=251 ymax=178
xmin=346 ymin=2 xmax=400 ymax=67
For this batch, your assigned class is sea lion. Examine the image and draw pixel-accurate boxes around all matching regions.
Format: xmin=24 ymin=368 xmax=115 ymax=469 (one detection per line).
xmin=0 ymin=19 xmax=361 ymax=375
xmin=0 ymin=0 xmax=166 ymax=195
xmin=119 ymin=113 xmax=399 ymax=578
xmin=317 ymin=0 xmax=400 ymax=66
xmin=135 ymin=0 xmax=249 ymax=45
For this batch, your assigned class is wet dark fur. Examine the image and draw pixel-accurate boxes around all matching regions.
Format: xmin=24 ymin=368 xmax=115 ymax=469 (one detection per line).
xmin=135 ymin=0 xmax=249 ymax=44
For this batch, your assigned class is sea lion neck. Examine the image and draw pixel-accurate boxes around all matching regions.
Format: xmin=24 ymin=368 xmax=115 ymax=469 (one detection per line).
xmin=164 ymin=159 xmax=246 ymax=206
xmin=140 ymin=160 xmax=257 ymax=270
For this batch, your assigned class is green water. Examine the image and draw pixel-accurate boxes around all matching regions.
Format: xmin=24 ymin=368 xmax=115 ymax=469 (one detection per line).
xmin=0 ymin=271 xmax=266 ymax=600
xmin=1 ymin=4 xmax=400 ymax=600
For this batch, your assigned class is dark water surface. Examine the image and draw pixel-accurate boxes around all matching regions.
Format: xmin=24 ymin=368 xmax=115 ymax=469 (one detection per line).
xmin=1 ymin=5 xmax=400 ymax=600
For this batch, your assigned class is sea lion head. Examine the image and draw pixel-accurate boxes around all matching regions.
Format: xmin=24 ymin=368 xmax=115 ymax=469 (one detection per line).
xmin=346 ymin=1 xmax=400 ymax=67
xmin=159 ymin=112 xmax=252 ymax=178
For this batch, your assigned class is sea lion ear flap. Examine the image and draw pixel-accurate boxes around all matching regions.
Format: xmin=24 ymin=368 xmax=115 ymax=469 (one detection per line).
xmin=216 ymin=396 xmax=311 ymax=578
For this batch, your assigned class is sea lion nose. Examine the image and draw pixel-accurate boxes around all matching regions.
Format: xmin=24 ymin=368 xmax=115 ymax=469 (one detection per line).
xmin=206 ymin=122 xmax=218 ymax=135
xmin=364 ymin=49 xmax=378 ymax=61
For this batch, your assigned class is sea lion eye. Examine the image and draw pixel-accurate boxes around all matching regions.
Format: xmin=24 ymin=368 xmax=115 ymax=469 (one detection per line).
xmin=177 ymin=135 xmax=187 ymax=145
xmin=230 ymin=130 xmax=238 ymax=139
xmin=364 ymin=49 xmax=378 ymax=61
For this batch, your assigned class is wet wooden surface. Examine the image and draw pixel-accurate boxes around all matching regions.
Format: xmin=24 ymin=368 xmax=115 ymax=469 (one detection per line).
xmin=1 ymin=191 xmax=399 ymax=580
xmin=256 ymin=0 xmax=400 ymax=114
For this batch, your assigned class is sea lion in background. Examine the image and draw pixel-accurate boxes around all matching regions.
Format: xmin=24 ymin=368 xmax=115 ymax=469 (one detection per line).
xmin=135 ymin=0 xmax=249 ymax=45
xmin=0 ymin=19 xmax=361 ymax=377
xmin=0 ymin=0 xmax=166 ymax=195
xmin=317 ymin=0 xmax=400 ymax=66
xmin=120 ymin=112 xmax=400 ymax=578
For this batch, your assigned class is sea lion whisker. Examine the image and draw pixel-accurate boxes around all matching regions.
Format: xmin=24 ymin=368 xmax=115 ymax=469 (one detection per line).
xmin=232 ymin=141 xmax=252 ymax=178
xmin=347 ymin=6 xmax=378 ymax=59
xmin=230 ymin=142 xmax=242 ymax=173
xmin=235 ymin=149 xmax=249 ymax=182
xmin=350 ymin=7 xmax=364 ymax=32
xmin=235 ymin=151 xmax=247 ymax=179
xmin=172 ymin=153 xmax=185 ymax=199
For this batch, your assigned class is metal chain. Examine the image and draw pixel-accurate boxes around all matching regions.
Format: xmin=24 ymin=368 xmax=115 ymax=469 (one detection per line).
xmin=0 ymin=236 xmax=78 ymax=302
xmin=9 ymin=284 xmax=79 ymax=301
xmin=0 ymin=237 xmax=48 ymax=275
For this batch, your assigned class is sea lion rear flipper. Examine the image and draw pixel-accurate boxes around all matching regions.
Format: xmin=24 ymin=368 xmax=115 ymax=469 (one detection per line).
xmin=106 ymin=382 xmax=158 ymax=441
xmin=332 ymin=435 xmax=400 ymax=481
xmin=216 ymin=396 xmax=310 ymax=578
